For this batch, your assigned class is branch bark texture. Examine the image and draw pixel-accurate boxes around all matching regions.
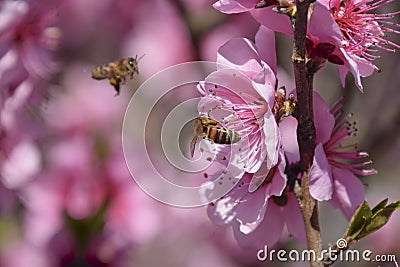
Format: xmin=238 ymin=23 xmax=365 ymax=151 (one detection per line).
xmin=292 ymin=1 xmax=322 ymax=266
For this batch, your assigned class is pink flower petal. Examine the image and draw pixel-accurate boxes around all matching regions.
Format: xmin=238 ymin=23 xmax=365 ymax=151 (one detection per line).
xmin=217 ymin=38 xmax=263 ymax=78
xmin=251 ymin=7 xmax=293 ymax=35
xmin=309 ymin=143 xmax=333 ymax=201
xmin=233 ymin=201 xmax=284 ymax=248
xmin=207 ymin=174 xmax=267 ymax=226
xmin=339 ymin=48 xmax=364 ymax=91
xmin=22 ymin=176 xmax=64 ymax=246
xmin=203 ymin=69 xmax=261 ymax=104
xmin=313 ymin=92 xmax=335 ymax=144
xmin=263 ymin=107 xmax=280 ymax=169
xmin=282 ymin=192 xmax=307 ymax=243
xmin=276 ymin=68 xmax=295 ymax=91
xmin=329 ymin=168 xmax=365 ymax=220
xmin=196 ymin=140 xmax=248 ymax=202
xmin=249 ymin=152 xmax=286 ymax=194
xmin=0 ymin=1 xmax=28 ymax=34
xmin=235 ymin=180 xmax=270 ymax=231
xmin=20 ymin=40 xmax=58 ymax=79
xmin=1 ymin=242 xmax=48 ymax=267
xmin=317 ymin=0 xmax=331 ymax=6
xmin=337 ymin=64 xmax=348 ymax=88
xmin=308 ymin=2 xmax=342 ymax=45
xmin=350 ymin=54 xmax=375 ymax=77
xmin=1 ymin=141 xmax=41 ymax=189
xmin=1 ymin=79 xmax=32 ymax=131
xmin=263 ymin=154 xmax=286 ymax=197
xmin=255 ymin=26 xmax=277 ymax=73
xmin=197 ymin=97 xmax=233 ymax=120
xmin=0 ymin=49 xmax=27 ymax=90
xmin=213 ymin=0 xmax=259 ymax=14
xmin=248 ymin=108 xmax=281 ymax=192
xmin=279 ymin=116 xmax=300 ymax=163
xmin=251 ymin=64 xmax=276 ymax=108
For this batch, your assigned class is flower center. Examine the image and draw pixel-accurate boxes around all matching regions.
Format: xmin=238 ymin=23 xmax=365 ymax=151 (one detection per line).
xmin=209 ymin=91 xmax=269 ymax=139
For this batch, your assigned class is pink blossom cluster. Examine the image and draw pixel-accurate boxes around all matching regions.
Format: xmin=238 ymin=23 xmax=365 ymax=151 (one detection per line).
xmin=197 ymin=0 xmax=396 ymax=246
xmin=214 ymin=0 xmax=400 ymax=91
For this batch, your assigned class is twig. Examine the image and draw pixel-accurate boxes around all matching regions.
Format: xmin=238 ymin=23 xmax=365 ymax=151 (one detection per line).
xmin=292 ymin=0 xmax=322 ymax=266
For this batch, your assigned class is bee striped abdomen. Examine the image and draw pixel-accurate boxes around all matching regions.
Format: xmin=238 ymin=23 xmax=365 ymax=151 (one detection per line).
xmin=229 ymin=130 xmax=241 ymax=143
xmin=204 ymin=126 xmax=240 ymax=144
xmin=92 ymin=65 xmax=112 ymax=79
xmin=191 ymin=116 xmax=241 ymax=158
xmin=219 ymin=129 xmax=227 ymax=144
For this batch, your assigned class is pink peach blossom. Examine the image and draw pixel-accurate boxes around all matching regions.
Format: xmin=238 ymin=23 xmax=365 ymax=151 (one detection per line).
xmin=213 ymin=0 xmax=400 ymax=91
xmin=202 ymin=26 xmax=308 ymax=247
xmin=207 ymin=161 xmax=307 ymax=248
xmin=197 ymin=26 xmax=283 ymax=193
xmin=324 ymin=97 xmax=376 ymax=218
xmin=281 ymin=93 xmax=375 ymax=219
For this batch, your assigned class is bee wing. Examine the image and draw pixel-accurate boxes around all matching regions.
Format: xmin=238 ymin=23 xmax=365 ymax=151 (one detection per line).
xmin=190 ymin=135 xmax=198 ymax=158
xmin=248 ymin=164 xmax=270 ymax=193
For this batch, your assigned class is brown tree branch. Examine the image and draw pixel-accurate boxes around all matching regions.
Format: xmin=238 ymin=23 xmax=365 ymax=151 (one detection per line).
xmin=292 ymin=0 xmax=322 ymax=266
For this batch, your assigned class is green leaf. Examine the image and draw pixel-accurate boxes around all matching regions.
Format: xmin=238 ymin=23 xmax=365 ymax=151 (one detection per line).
xmin=386 ymin=200 xmax=400 ymax=210
xmin=346 ymin=200 xmax=400 ymax=241
xmin=346 ymin=201 xmax=372 ymax=240
xmin=371 ymin=198 xmax=388 ymax=214
xmin=357 ymin=200 xmax=400 ymax=239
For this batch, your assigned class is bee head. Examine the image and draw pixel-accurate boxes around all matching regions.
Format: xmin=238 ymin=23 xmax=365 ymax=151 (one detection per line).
xmin=126 ymin=57 xmax=139 ymax=74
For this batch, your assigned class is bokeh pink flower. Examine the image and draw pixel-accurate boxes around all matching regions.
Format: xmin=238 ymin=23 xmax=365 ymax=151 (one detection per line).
xmin=0 ymin=0 xmax=60 ymax=210
xmin=0 ymin=2 xmax=257 ymax=260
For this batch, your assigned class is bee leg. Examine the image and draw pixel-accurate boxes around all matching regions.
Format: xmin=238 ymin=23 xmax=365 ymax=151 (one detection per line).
xmin=109 ymin=78 xmax=121 ymax=96
xmin=190 ymin=136 xmax=198 ymax=158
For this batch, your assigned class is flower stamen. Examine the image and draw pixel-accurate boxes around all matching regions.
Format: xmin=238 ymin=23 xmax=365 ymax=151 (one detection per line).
xmin=324 ymin=98 xmax=376 ymax=176
xmin=329 ymin=0 xmax=400 ymax=60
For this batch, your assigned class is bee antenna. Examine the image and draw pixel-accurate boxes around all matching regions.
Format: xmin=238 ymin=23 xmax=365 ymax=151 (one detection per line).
xmin=136 ymin=54 xmax=146 ymax=62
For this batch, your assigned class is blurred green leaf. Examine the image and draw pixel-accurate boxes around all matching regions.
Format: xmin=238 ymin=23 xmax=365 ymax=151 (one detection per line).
xmin=65 ymin=199 xmax=109 ymax=250
xmin=346 ymin=201 xmax=372 ymax=240
xmin=359 ymin=200 xmax=400 ymax=239
xmin=346 ymin=199 xmax=400 ymax=241
xmin=371 ymin=198 xmax=388 ymax=214
xmin=93 ymin=134 xmax=110 ymax=162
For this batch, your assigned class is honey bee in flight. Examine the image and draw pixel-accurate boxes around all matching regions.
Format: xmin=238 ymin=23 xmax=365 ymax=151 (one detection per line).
xmin=91 ymin=56 xmax=141 ymax=95
xmin=190 ymin=116 xmax=241 ymax=158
